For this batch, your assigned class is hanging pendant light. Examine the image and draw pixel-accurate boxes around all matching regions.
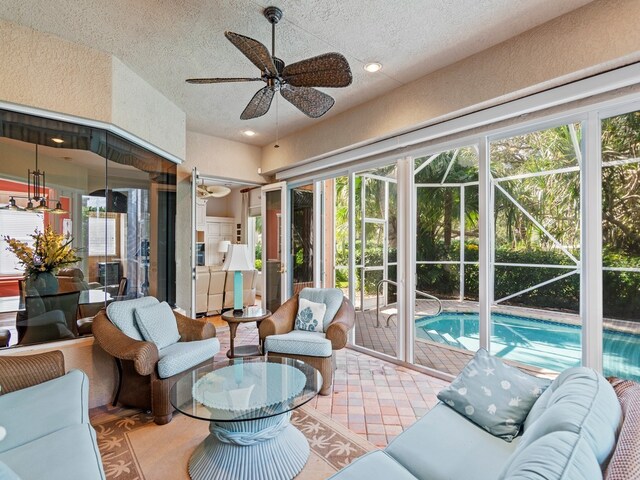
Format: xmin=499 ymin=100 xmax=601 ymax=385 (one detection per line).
xmin=0 ymin=197 xmax=24 ymax=211
xmin=49 ymin=200 xmax=67 ymax=215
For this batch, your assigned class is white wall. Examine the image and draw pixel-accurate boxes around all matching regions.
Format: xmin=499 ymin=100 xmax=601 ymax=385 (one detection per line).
xmin=0 ymin=19 xmax=112 ymax=123
xmin=0 ymin=19 xmax=186 ymax=161
xmin=111 ymin=57 xmax=186 ymax=160
xmin=185 ymin=131 xmax=264 ymax=184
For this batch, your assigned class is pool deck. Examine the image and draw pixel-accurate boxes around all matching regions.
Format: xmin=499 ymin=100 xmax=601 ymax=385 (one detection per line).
xmin=354 ymin=300 xmax=573 ymax=378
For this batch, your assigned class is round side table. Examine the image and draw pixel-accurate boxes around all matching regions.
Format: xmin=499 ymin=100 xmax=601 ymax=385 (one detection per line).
xmin=221 ymin=306 xmax=271 ymax=358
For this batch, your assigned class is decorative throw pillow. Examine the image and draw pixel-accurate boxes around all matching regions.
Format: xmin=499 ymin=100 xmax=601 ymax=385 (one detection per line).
xmin=437 ymin=348 xmax=551 ymax=441
xmin=134 ymin=301 xmax=181 ymax=349
xmin=294 ymin=298 xmax=327 ymax=332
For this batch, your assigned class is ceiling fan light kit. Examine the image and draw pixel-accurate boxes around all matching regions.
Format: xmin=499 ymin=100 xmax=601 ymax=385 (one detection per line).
xmin=186 ymin=6 xmax=352 ymax=120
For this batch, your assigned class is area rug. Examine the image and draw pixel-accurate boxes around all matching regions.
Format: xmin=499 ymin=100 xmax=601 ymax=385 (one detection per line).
xmin=92 ymin=405 xmax=376 ymax=479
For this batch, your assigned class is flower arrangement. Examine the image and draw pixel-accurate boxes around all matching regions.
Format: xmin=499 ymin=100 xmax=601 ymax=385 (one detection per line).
xmin=4 ymin=226 xmax=81 ymax=278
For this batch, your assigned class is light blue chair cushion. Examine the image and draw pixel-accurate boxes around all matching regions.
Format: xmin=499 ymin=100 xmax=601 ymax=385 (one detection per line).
xmin=157 ymin=337 xmax=220 ymax=379
xmin=299 ymin=288 xmax=343 ymax=331
xmin=385 ymin=403 xmax=520 ymax=480
xmin=134 ymin=301 xmax=181 ymax=349
xmin=0 ymin=423 xmax=105 ymax=480
xmin=328 ymin=451 xmax=418 ymax=480
xmin=520 ymin=367 xmax=621 ymax=464
xmin=0 ymin=461 xmax=21 ymax=480
xmin=265 ymin=331 xmax=333 ymax=357
xmin=106 ymin=296 xmax=159 ymax=341
xmin=437 ymin=348 xmax=551 ymax=441
xmin=0 ymin=370 xmax=88 ymax=453
xmin=498 ymin=431 xmax=602 ymax=480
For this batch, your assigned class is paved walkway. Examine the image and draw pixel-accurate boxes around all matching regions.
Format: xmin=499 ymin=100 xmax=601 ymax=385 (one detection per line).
xmin=354 ymin=307 xmax=473 ymax=376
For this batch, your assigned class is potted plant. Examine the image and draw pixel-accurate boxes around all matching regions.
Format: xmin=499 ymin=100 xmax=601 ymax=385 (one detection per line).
xmin=4 ymin=226 xmax=81 ymax=295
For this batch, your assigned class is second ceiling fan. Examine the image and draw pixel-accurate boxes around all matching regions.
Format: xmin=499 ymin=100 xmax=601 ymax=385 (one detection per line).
xmin=186 ymin=6 xmax=352 ymax=120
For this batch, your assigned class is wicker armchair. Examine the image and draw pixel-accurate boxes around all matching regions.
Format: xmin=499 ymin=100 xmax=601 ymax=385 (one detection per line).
xmin=0 ymin=350 xmax=65 ymax=393
xmin=259 ymin=292 xmax=355 ymax=395
xmin=93 ymin=304 xmax=218 ymax=425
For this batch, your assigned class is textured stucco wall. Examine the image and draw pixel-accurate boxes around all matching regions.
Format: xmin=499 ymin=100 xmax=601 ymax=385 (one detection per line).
xmin=111 ymin=57 xmax=186 ymax=160
xmin=261 ymin=0 xmax=640 ymax=173
xmin=185 ymin=131 xmax=264 ymax=184
xmin=0 ymin=19 xmax=112 ymax=123
xmin=0 ymin=20 xmax=187 ymax=161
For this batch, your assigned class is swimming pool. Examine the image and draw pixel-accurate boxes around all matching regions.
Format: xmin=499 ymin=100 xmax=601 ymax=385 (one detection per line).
xmin=415 ymin=311 xmax=640 ymax=381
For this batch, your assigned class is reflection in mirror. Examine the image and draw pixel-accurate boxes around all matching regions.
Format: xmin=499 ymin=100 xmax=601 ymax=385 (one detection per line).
xmin=0 ymin=109 xmax=176 ymax=348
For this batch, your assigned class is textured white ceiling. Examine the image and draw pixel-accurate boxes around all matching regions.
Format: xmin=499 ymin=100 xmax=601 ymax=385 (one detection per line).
xmin=0 ymin=0 xmax=593 ymax=146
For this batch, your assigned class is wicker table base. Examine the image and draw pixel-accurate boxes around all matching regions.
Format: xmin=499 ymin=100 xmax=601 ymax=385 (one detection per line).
xmin=188 ymin=412 xmax=309 ymax=480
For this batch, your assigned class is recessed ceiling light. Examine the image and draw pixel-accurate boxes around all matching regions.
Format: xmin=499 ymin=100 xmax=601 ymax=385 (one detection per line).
xmin=243 ymin=130 xmax=256 ymax=137
xmin=51 ymin=137 xmax=64 ymax=144
xmin=364 ymin=62 xmax=382 ymax=73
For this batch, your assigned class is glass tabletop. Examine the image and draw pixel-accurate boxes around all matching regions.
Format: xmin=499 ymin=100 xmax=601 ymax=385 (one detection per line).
xmin=170 ymin=357 xmax=321 ymax=422
xmin=221 ymin=306 xmax=271 ymax=321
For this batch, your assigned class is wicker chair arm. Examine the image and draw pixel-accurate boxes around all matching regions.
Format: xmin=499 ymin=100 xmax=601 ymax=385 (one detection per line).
xmin=325 ymin=298 xmax=355 ymax=350
xmin=92 ymin=310 xmax=159 ymax=376
xmin=259 ymin=295 xmax=298 ymax=341
xmin=175 ymin=311 xmax=216 ymax=342
xmin=0 ymin=350 xmax=65 ymax=394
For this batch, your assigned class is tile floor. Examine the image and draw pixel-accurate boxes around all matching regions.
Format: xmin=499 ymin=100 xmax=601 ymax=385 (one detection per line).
xmin=210 ymin=319 xmax=450 ymax=448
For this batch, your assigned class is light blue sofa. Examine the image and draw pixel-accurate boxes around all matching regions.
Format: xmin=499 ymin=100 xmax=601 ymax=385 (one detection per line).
xmin=0 ymin=352 xmax=105 ymax=480
xmin=330 ymin=367 xmax=623 ymax=480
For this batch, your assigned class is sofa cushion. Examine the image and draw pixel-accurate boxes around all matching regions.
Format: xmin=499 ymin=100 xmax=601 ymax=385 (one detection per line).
xmin=520 ymin=367 xmax=621 ymax=464
xmin=327 ymin=451 xmax=418 ymax=480
xmin=385 ymin=403 xmax=520 ymax=480
xmin=0 ymin=370 xmax=88 ymax=453
xmin=135 ymin=301 xmax=181 ymax=349
xmin=0 ymin=461 xmax=20 ymax=480
xmin=604 ymin=378 xmax=640 ymax=480
xmin=157 ymin=337 xmax=219 ymax=379
xmin=106 ymin=296 xmax=159 ymax=341
xmin=498 ymin=431 xmax=602 ymax=480
xmin=299 ymin=288 xmax=343 ymax=331
xmin=437 ymin=348 xmax=550 ymax=441
xmin=265 ymin=331 xmax=333 ymax=357
xmin=0 ymin=423 xmax=105 ymax=480
xmin=295 ymin=298 xmax=326 ymax=332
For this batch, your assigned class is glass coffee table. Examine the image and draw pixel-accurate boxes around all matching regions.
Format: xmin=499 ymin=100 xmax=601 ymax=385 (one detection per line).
xmin=170 ymin=357 xmax=322 ymax=480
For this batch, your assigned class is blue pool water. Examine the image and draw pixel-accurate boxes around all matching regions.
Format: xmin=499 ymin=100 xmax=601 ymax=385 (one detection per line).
xmin=415 ymin=312 xmax=640 ymax=381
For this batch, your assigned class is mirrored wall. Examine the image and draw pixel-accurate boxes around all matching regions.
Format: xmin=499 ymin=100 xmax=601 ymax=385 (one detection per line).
xmin=0 ymin=109 xmax=176 ymax=348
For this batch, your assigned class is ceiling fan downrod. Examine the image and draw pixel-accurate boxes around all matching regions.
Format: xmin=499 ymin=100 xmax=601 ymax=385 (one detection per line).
xmin=263 ymin=6 xmax=282 ymax=59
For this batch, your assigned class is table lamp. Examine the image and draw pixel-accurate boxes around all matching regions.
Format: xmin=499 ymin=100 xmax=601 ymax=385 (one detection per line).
xmin=222 ymin=244 xmax=253 ymax=313
xmin=218 ymin=240 xmax=231 ymax=263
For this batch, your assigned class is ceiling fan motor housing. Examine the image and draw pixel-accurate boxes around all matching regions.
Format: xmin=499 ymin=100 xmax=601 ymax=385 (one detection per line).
xmin=264 ymin=6 xmax=283 ymax=24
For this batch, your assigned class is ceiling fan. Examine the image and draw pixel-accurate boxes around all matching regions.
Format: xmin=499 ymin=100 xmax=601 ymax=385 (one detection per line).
xmin=186 ymin=6 xmax=352 ymax=120
xmin=197 ymin=184 xmax=231 ymax=198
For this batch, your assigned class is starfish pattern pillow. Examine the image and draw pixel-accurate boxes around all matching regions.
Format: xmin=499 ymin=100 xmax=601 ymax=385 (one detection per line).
xmin=437 ymin=348 xmax=551 ymax=441
xmin=294 ymin=298 xmax=327 ymax=333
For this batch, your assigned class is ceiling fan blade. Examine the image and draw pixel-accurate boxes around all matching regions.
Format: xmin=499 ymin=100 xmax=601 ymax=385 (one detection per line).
xmin=282 ymin=53 xmax=352 ymax=88
xmin=280 ymin=85 xmax=335 ymax=118
xmin=241 ymin=86 xmax=275 ymax=120
xmin=225 ymin=31 xmax=277 ymax=76
xmin=186 ymin=77 xmax=263 ymax=84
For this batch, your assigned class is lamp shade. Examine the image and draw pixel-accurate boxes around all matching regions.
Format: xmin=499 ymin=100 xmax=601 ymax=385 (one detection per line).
xmin=222 ymin=244 xmax=253 ymax=271
xmin=217 ymin=240 xmax=231 ymax=253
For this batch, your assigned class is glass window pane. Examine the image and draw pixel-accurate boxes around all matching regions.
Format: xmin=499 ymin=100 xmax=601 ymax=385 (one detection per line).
xmin=490 ymin=123 xmax=581 ymax=374
xmin=601 ymin=110 xmax=640 ymax=381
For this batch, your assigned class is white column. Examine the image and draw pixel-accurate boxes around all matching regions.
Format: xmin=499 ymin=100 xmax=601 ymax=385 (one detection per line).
xmin=581 ymin=113 xmax=603 ymax=371
xmin=348 ymin=172 xmax=356 ymax=345
xmin=478 ymin=138 xmax=491 ymax=351
xmin=397 ymin=157 xmax=414 ymax=363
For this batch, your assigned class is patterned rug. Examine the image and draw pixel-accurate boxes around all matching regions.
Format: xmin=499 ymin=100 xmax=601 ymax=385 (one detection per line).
xmin=91 ymin=405 xmax=375 ymax=479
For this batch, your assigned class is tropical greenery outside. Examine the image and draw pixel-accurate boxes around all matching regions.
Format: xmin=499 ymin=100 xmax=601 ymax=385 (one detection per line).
xmin=331 ymin=112 xmax=640 ymax=322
